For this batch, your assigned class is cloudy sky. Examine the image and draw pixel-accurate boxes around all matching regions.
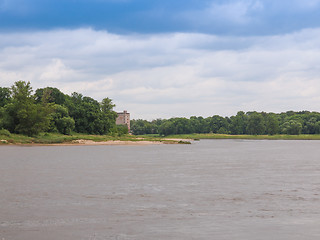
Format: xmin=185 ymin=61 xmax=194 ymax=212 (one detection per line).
xmin=1 ymin=0 xmax=320 ymax=119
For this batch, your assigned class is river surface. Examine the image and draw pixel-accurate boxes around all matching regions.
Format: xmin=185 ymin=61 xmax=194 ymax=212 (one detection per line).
xmin=0 ymin=140 xmax=320 ymax=240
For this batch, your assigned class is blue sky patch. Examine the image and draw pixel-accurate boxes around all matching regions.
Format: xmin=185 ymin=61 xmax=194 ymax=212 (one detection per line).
xmin=1 ymin=0 xmax=320 ymax=35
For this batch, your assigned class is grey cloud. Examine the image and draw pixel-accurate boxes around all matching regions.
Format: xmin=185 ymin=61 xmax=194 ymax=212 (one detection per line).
xmin=1 ymin=28 xmax=320 ymax=119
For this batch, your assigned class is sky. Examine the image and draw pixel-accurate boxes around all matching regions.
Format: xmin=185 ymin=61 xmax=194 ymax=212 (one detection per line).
xmin=1 ymin=0 xmax=320 ymax=119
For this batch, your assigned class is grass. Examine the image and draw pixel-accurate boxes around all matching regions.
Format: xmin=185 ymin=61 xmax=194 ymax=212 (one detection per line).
xmin=2 ymin=132 xmax=320 ymax=145
xmin=161 ymin=133 xmax=320 ymax=140
xmin=0 ymin=132 xmax=185 ymax=145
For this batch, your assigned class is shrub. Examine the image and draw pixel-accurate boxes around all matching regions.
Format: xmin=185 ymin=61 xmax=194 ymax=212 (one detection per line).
xmin=0 ymin=128 xmax=11 ymax=136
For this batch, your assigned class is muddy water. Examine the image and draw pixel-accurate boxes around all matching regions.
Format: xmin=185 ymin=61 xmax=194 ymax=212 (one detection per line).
xmin=0 ymin=140 xmax=320 ymax=240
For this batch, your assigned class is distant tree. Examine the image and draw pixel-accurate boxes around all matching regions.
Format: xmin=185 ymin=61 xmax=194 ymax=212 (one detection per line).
xmin=281 ymin=120 xmax=302 ymax=135
xmin=229 ymin=111 xmax=247 ymax=135
xmin=246 ymin=112 xmax=265 ymax=135
xmin=208 ymin=115 xmax=229 ymax=133
xmin=315 ymin=121 xmax=320 ymax=134
xmin=115 ymin=125 xmax=129 ymax=136
xmin=303 ymin=117 xmax=317 ymax=134
xmin=190 ymin=116 xmax=208 ymax=133
xmin=159 ymin=120 xmax=175 ymax=136
xmin=265 ymin=113 xmax=280 ymax=135
xmin=173 ymin=118 xmax=193 ymax=134
xmin=131 ymin=119 xmax=153 ymax=135
xmin=150 ymin=119 xmax=164 ymax=134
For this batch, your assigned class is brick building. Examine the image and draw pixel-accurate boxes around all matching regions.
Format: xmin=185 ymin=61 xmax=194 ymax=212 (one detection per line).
xmin=116 ymin=110 xmax=130 ymax=132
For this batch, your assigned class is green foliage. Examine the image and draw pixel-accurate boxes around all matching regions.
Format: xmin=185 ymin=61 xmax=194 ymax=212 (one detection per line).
xmin=0 ymin=107 xmax=4 ymax=129
xmin=2 ymin=81 xmax=52 ymax=136
xmin=46 ymin=104 xmax=74 ymax=134
xmin=189 ymin=116 xmax=208 ymax=133
xmin=129 ymin=110 xmax=320 ymax=136
xmin=131 ymin=119 xmax=153 ymax=135
xmin=55 ymin=117 xmax=75 ymax=135
xmin=2 ymin=81 xmax=320 ymax=139
xmin=0 ymin=87 xmax=11 ymax=107
xmin=35 ymin=87 xmax=66 ymax=105
xmin=159 ymin=120 xmax=175 ymax=136
xmin=281 ymin=120 xmax=302 ymax=135
xmin=0 ymin=128 xmax=11 ymax=136
xmin=65 ymin=93 xmax=117 ymax=134
xmin=48 ymin=105 xmax=74 ymax=134
xmin=246 ymin=112 xmax=265 ymax=135
xmin=101 ymin=97 xmax=115 ymax=113
xmin=229 ymin=111 xmax=247 ymax=135
xmin=208 ymin=115 xmax=229 ymax=133
xmin=11 ymin=81 xmax=33 ymax=102
xmin=265 ymin=113 xmax=280 ymax=135
xmin=0 ymin=81 xmax=116 ymax=136
xmin=115 ymin=124 xmax=129 ymax=136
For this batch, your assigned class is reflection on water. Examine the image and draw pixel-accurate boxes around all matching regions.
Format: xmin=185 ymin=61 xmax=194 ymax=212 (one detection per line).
xmin=1 ymin=140 xmax=320 ymax=240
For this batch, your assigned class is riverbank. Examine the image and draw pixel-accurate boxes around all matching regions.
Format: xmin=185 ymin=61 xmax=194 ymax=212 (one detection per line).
xmin=162 ymin=133 xmax=320 ymax=140
xmin=2 ymin=132 xmax=320 ymax=146
xmin=0 ymin=132 xmax=191 ymax=146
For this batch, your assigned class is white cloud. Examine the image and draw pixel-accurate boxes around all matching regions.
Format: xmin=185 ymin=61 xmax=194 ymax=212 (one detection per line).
xmin=1 ymin=28 xmax=320 ymax=119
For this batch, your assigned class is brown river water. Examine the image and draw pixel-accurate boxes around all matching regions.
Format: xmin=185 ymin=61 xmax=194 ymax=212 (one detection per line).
xmin=0 ymin=140 xmax=320 ymax=240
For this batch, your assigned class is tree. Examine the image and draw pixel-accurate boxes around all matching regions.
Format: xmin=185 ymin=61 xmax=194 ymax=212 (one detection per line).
xmin=115 ymin=125 xmax=129 ymax=136
xmin=265 ymin=113 xmax=280 ymax=135
xmin=56 ymin=117 xmax=75 ymax=135
xmin=35 ymin=87 xmax=66 ymax=105
xmin=159 ymin=120 xmax=175 ymax=136
xmin=48 ymin=104 xmax=75 ymax=135
xmin=101 ymin=97 xmax=115 ymax=113
xmin=246 ymin=112 xmax=265 ymax=135
xmin=173 ymin=118 xmax=193 ymax=134
xmin=100 ymin=97 xmax=118 ymax=134
xmin=281 ymin=120 xmax=302 ymax=135
xmin=3 ymin=81 xmax=52 ymax=136
xmin=208 ymin=115 xmax=229 ymax=133
xmin=131 ymin=119 xmax=153 ymax=135
xmin=64 ymin=93 xmax=117 ymax=134
xmin=229 ymin=111 xmax=247 ymax=135
xmin=0 ymin=87 xmax=11 ymax=107
xmin=190 ymin=116 xmax=205 ymax=133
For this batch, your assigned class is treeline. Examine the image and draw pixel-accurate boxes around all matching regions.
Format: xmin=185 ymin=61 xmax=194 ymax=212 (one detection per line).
xmin=0 ymin=81 xmax=124 ymax=136
xmin=131 ymin=111 xmax=320 ymax=136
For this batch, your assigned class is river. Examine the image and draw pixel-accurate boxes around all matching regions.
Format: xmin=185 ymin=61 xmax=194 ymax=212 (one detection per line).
xmin=1 ymin=140 xmax=320 ymax=239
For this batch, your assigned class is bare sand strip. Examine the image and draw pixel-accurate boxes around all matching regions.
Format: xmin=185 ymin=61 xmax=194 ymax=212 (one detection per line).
xmin=70 ymin=139 xmax=165 ymax=145
xmin=165 ymin=138 xmax=194 ymax=142
xmin=1 ymin=138 xmax=194 ymax=146
xmin=69 ymin=139 xmax=192 ymax=145
xmin=21 ymin=140 xmax=165 ymax=146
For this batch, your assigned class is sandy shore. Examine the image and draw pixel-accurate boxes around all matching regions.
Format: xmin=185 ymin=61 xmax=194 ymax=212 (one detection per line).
xmin=16 ymin=140 xmax=167 ymax=146
xmin=69 ymin=139 xmax=165 ymax=145
xmin=1 ymin=138 xmax=194 ymax=146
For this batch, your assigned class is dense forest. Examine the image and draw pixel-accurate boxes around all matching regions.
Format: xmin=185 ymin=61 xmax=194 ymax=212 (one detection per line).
xmin=0 ymin=81 xmax=123 ymax=136
xmin=131 ymin=111 xmax=320 ymax=136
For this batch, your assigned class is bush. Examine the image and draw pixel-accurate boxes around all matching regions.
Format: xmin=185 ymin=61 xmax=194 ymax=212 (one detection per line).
xmin=0 ymin=128 xmax=11 ymax=136
xmin=116 ymin=125 xmax=129 ymax=136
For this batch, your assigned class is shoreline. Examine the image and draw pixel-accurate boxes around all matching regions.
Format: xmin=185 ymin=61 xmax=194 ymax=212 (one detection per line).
xmin=0 ymin=139 xmax=193 ymax=146
xmin=3 ymin=133 xmax=320 ymax=146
